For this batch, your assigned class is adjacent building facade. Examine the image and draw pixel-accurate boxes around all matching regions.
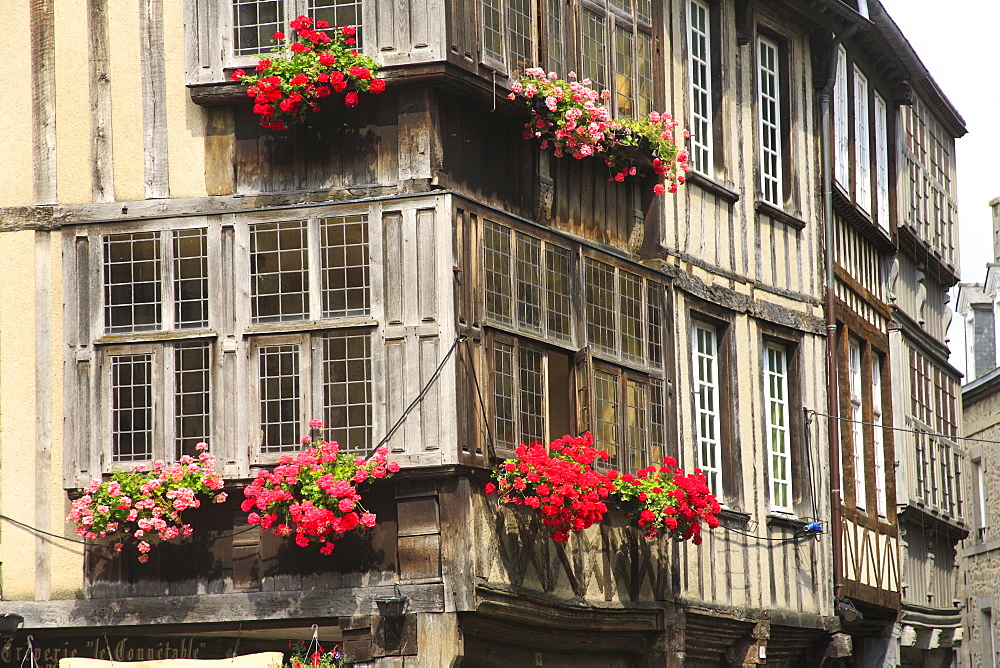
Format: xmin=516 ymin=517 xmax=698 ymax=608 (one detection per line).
xmin=0 ymin=0 xmax=966 ymax=666
xmin=957 ymin=199 xmax=1000 ymax=668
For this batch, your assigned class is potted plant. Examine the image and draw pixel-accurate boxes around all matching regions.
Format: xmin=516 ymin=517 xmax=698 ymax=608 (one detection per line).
xmin=241 ymin=420 xmax=400 ymax=555
xmin=484 ymin=433 xmax=617 ymax=542
xmin=232 ymin=16 xmax=386 ymax=130
xmin=67 ymin=443 xmax=228 ymax=562
xmin=507 ymin=68 xmax=690 ymax=196
xmin=614 ymin=457 xmax=721 ymax=544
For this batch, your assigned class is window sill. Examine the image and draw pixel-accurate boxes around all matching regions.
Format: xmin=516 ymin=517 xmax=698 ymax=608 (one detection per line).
xmin=686 ymin=172 xmax=740 ymax=204
xmin=754 ymin=200 xmax=806 ymax=230
xmin=95 ymin=329 xmax=217 ymax=346
xmin=244 ymin=317 xmax=378 ymax=336
xmin=717 ymin=508 xmax=752 ymax=531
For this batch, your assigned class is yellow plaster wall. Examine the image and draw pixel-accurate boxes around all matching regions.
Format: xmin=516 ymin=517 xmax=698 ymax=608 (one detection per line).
xmin=0 ymin=231 xmax=40 ymax=599
xmin=3 ymin=2 xmax=33 ymax=206
xmin=107 ymin=0 xmax=145 ymax=202
xmin=164 ymin=0 xmax=209 ymax=198
xmin=53 ymin=0 xmax=93 ymax=204
xmin=0 ymin=231 xmax=81 ymax=600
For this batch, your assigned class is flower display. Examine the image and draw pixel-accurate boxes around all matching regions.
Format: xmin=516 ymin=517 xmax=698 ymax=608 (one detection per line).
xmin=67 ymin=443 xmax=227 ymax=562
xmin=485 ymin=433 xmax=617 ymax=542
xmin=614 ymin=457 xmax=721 ymax=544
xmin=508 ymin=68 xmax=689 ymax=195
xmin=232 ymin=16 xmax=385 ymax=130
xmin=241 ymin=422 xmax=400 ymax=555
xmin=287 ymin=640 xmax=345 ymax=668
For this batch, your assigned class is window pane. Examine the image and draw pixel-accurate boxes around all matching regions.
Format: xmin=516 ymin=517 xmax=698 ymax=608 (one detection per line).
xmin=175 ymin=341 xmax=211 ymax=459
xmin=619 ymin=271 xmax=643 ymax=364
xmin=104 ymin=232 xmax=162 ymax=334
xmin=580 ymin=9 xmax=607 ymax=93
xmin=872 ymin=355 xmax=886 ymax=516
xmin=849 ymin=340 xmax=866 ymax=509
xmin=764 ymin=344 xmax=791 ymax=512
xmin=626 ymin=378 xmax=647 ymax=471
xmin=233 ymin=0 xmax=284 ymax=56
xmin=112 ymin=353 xmax=154 ymax=462
xmin=594 ymin=370 xmax=619 ymax=469
xmin=251 ymin=221 xmax=309 ymax=323
xmin=585 ymin=258 xmax=616 ymax=355
xmin=516 ymin=233 xmax=543 ymax=334
xmin=636 ymin=31 xmax=653 ymax=119
xmin=650 ymin=379 xmax=665 ymax=465
xmin=174 ymin=229 xmax=209 ymax=329
xmin=688 ymin=0 xmax=712 ymax=174
xmin=757 ymin=36 xmax=782 ymax=207
xmin=322 ymin=215 xmax=370 ymax=318
xmin=483 ymin=0 xmax=504 ymax=62
xmin=546 ymin=0 xmax=564 ymax=75
xmin=875 ymin=94 xmax=890 ymax=229
xmin=646 ymin=282 xmax=663 ymax=367
xmin=614 ymin=26 xmax=634 ymax=117
xmin=493 ymin=341 xmax=516 ymax=448
xmin=309 ymin=0 xmax=363 ymax=50
xmin=519 ymin=345 xmax=545 ymax=444
xmin=854 ymin=68 xmax=872 ymax=213
xmin=507 ymin=0 xmax=533 ymax=71
xmin=545 ymin=244 xmax=574 ymax=343
xmin=484 ymin=220 xmax=513 ymax=326
xmin=323 ymin=332 xmax=372 ymax=452
xmin=834 ymin=47 xmax=849 ymax=188
xmin=259 ymin=344 xmax=300 ymax=453
xmin=693 ymin=324 xmax=721 ymax=495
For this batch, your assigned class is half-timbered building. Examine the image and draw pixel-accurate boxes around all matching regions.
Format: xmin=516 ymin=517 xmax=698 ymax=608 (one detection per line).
xmin=0 ymin=0 xmax=965 ymax=666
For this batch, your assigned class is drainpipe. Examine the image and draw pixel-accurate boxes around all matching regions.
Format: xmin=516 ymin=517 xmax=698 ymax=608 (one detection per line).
xmin=820 ymin=22 xmax=860 ymax=605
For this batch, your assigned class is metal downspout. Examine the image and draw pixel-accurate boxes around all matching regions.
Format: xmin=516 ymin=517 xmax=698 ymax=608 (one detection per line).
xmin=820 ymin=22 xmax=860 ymax=604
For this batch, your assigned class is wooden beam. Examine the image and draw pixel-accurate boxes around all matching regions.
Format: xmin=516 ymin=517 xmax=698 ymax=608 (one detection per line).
xmin=88 ymin=0 xmax=115 ymax=202
xmin=140 ymin=0 xmax=170 ymax=198
xmin=30 ymin=0 xmax=57 ymax=204
xmin=0 ymin=584 xmax=445 ymax=629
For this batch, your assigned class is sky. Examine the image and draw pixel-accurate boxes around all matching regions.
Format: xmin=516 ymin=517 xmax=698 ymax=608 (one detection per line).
xmin=878 ymin=0 xmax=1000 ymax=376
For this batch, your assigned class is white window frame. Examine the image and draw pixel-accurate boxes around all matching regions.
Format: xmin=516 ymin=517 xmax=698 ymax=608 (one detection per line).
xmin=687 ymin=0 xmax=713 ymax=176
xmin=693 ymin=322 xmax=722 ymax=496
xmin=874 ymin=92 xmax=890 ymax=231
xmin=757 ymin=34 xmax=782 ymax=207
xmin=834 ymin=46 xmax=849 ymax=188
xmin=764 ymin=343 xmax=792 ymax=514
xmin=872 ymin=354 xmax=887 ymax=517
xmin=853 ymin=67 xmax=872 ymax=214
xmin=849 ymin=339 xmax=866 ymax=509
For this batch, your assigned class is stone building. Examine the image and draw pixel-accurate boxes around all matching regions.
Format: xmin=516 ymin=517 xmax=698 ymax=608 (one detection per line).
xmin=0 ymin=0 xmax=965 ymax=666
xmin=956 ymin=200 xmax=1000 ymax=668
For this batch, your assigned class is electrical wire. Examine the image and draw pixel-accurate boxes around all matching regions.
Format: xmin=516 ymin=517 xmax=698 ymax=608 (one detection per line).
xmin=360 ymin=335 xmax=464 ymax=459
xmin=723 ymin=524 xmax=820 ymax=544
xmin=461 ymin=337 xmax=497 ymax=462
xmin=808 ymin=409 xmax=1000 ymax=445
xmin=0 ymin=513 xmax=258 ymax=547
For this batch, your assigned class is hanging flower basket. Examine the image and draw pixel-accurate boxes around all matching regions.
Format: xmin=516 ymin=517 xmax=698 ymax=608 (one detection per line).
xmin=484 ymin=433 xmax=617 ymax=542
xmin=232 ymin=16 xmax=386 ymax=131
xmin=614 ymin=457 xmax=721 ymax=544
xmin=67 ymin=443 xmax=227 ymax=562
xmin=241 ymin=420 xmax=400 ymax=555
xmin=508 ymin=68 xmax=690 ymax=195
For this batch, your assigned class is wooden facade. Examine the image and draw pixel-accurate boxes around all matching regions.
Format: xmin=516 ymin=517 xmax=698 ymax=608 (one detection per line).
xmin=0 ymin=0 xmax=966 ymax=666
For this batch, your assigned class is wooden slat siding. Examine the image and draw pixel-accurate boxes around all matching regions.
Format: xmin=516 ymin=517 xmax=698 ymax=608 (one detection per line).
xmin=233 ymin=95 xmax=396 ymax=194
xmin=398 ymin=88 xmax=441 ymax=191
xmin=63 ymin=233 xmax=85 ymax=486
xmin=31 ymin=0 xmax=56 ymax=204
xmin=204 ymin=108 xmax=235 ymax=195
xmin=219 ymin=225 xmax=238 ymax=474
xmin=88 ymin=0 xmax=115 ymax=202
xmin=385 ymin=338 xmax=406 ymax=453
xmin=416 ymin=209 xmax=436 ymax=321
xmin=140 ymin=0 xmax=169 ymax=198
xmin=419 ymin=338 xmax=441 ymax=450
xmin=384 ymin=211 xmax=404 ymax=324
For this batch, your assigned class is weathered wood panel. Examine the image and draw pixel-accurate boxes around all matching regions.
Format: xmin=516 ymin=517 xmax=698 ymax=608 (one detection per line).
xmin=234 ymin=93 xmax=399 ymax=195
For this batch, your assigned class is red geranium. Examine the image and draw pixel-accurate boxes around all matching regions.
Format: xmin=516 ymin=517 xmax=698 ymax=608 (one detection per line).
xmin=485 ymin=433 xmax=617 ymax=542
xmin=614 ymin=457 xmax=720 ymax=544
xmin=242 ymin=420 xmax=400 ymax=555
xmin=232 ymin=16 xmax=386 ymax=129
